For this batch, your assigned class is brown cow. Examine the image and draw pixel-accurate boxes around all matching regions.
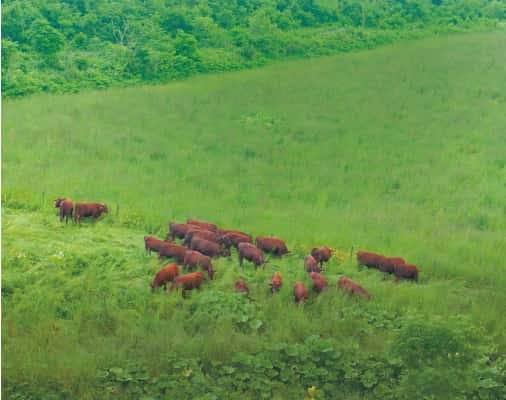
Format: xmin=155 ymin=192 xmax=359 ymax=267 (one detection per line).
xmin=356 ymin=251 xmax=384 ymax=269
xmin=255 ymin=236 xmax=289 ymax=256
xmin=183 ymin=250 xmax=214 ymax=279
xmin=168 ymin=222 xmax=200 ymax=241
xmin=183 ymin=229 xmax=222 ymax=247
xmin=150 ymin=263 xmax=179 ymax=291
xmin=158 ymin=243 xmax=188 ymax=263
xmin=337 ymin=276 xmax=372 ymax=300
xmin=74 ymin=202 xmax=108 ymax=224
xmin=310 ymin=272 xmax=328 ymax=293
xmin=219 ymin=229 xmax=251 ymax=238
xmin=144 ymin=235 xmax=173 ymax=254
xmin=304 ymin=255 xmax=321 ymax=273
xmin=187 ymin=219 xmax=218 ymax=232
xmin=235 ymin=279 xmax=249 ymax=294
xmin=54 ymin=197 xmax=74 ymax=224
xmin=171 ymin=272 xmax=205 ymax=297
xmin=393 ymin=263 xmax=419 ymax=281
xmin=311 ymin=246 xmax=332 ymax=266
xmin=221 ymin=231 xmax=253 ymax=249
xmin=378 ymin=256 xmax=406 ymax=274
xmin=294 ymin=282 xmax=309 ymax=304
xmin=190 ymin=237 xmax=230 ymax=258
xmin=270 ymin=272 xmax=283 ymax=293
xmin=237 ymin=242 xmax=265 ymax=268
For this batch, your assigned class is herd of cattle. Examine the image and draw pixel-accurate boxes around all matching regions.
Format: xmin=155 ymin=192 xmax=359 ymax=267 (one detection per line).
xmin=55 ymin=198 xmax=420 ymax=303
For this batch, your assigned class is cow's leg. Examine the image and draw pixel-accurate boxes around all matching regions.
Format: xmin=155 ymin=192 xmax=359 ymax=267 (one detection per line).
xmin=239 ymin=255 xmax=243 ymax=267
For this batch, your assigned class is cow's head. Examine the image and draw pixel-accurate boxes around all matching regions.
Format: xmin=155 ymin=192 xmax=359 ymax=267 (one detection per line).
xmin=54 ymin=198 xmax=64 ymax=207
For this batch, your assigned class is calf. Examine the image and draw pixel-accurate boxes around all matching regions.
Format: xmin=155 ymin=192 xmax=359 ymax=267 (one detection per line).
xmin=221 ymin=231 xmax=253 ymax=249
xmin=311 ymin=246 xmax=332 ymax=266
xmin=74 ymin=202 xmax=108 ymax=224
xmin=158 ymin=242 xmax=188 ymax=263
xmin=150 ymin=263 xmax=179 ymax=291
xmin=270 ymin=272 xmax=283 ymax=293
xmin=293 ymin=282 xmax=309 ymax=304
xmin=235 ymin=279 xmax=249 ymax=294
xmin=171 ymin=272 xmax=205 ymax=297
xmin=255 ymin=236 xmax=289 ymax=256
xmin=190 ymin=237 xmax=230 ymax=258
xmin=54 ymin=197 xmax=74 ymax=224
xmin=393 ymin=263 xmax=419 ymax=281
xmin=304 ymin=255 xmax=321 ymax=273
xmin=356 ymin=250 xmax=384 ymax=269
xmin=187 ymin=219 xmax=218 ymax=232
xmin=237 ymin=242 xmax=265 ymax=268
xmin=310 ymin=272 xmax=328 ymax=293
xmin=337 ymin=276 xmax=372 ymax=300
xmin=168 ymin=222 xmax=199 ymax=241
xmin=183 ymin=250 xmax=214 ymax=279
xmin=144 ymin=235 xmax=172 ymax=254
xmin=378 ymin=256 xmax=406 ymax=274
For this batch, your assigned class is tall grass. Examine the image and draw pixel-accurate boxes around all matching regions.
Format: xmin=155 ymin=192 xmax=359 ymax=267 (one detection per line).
xmin=2 ymin=31 xmax=506 ymax=398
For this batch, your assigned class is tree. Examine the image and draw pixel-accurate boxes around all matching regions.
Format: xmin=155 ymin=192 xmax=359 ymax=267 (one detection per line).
xmin=174 ymin=30 xmax=199 ymax=60
xmin=29 ymin=19 xmax=66 ymax=56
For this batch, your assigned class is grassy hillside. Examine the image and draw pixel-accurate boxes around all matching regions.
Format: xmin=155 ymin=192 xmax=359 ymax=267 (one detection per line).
xmin=3 ymin=31 xmax=506 ymax=399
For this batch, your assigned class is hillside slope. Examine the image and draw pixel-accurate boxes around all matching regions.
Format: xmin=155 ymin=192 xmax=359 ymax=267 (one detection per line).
xmin=3 ymin=31 xmax=506 ymax=399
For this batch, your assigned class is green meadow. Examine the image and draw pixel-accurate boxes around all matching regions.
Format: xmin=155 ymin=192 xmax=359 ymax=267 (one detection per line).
xmin=2 ymin=31 xmax=506 ymax=399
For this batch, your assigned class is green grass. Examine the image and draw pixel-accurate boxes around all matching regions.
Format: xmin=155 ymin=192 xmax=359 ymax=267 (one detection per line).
xmin=2 ymin=31 xmax=506 ymax=399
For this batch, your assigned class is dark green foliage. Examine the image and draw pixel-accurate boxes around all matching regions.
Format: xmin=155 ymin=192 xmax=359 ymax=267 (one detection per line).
xmin=29 ymin=19 xmax=66 ymax=56
xmin=2 ymin=0 xmax=504 ymax=98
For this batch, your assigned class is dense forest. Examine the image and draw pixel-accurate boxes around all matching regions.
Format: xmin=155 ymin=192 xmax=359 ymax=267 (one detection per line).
xmin=2 ymin=0 xmax=505 ymax=98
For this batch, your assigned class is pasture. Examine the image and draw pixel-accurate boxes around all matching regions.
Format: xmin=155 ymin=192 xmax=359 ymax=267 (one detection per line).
xmin=2 ymin=31 xmax=506 ymax=399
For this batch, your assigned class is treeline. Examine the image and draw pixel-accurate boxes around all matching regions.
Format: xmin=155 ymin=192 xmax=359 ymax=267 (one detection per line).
xmin=2 ymin=0 xmax=505 ymax=98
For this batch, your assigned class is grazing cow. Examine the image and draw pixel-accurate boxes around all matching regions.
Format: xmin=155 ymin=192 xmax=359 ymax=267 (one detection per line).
xmin=356 ymin=251 xmax=384 ymax=269
xmin=235 ymin=279 xmax=249 ymax=294
xmin=187 ymin=219 xmax=218 ymax=232
xmin=219 ymin=229 xmax=251 ymax=238
xmin=183 ymin=229 xmax=222 ymax=247
xmin=190 ymin=237 xmax=230 ymax=258
xmin=378 ymin=256 xmax=406 ymax=274
xmin=337 ymin=276 xmax=372 ymax=300
xmin=54 ymin=197 xmax=74 ymax=224
xmin=74 ymin=202 xmax=108 ymax=224
xmin=150 ymin=263 xmax=179 ymax=291
xmin=144 ymin=235 xmax=173 ymax=254
xmin=293 ymin=282 xmax=309 ymax=304
xmin=309 ymin=272 xmax=328 ymax=293
xmin=311 ymin=246 xmax=333 ymax=266
xmin=183 ymin=250 xmax=214 ymax=279
xmin=171 ymin=272 xmax=205 ymax=297
xmin=221 ymin=231 xmax=252 ymax=249
xmin=270 ymin=272 xmax=283 ymax=293
xmin=393 ymin=263 xmax=419 ymax=281
xmin=304 ymin=255 xmax=321 ymax=273
xmin=158 ymin=243 xmax=188 ymax=263
xmin=255 ymin=236 xmax=289 ymax=256
xmin=237 ymin=242 xmax=265 ymax=268
xmin=168 ymin=222 xmax=200 ymax=241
